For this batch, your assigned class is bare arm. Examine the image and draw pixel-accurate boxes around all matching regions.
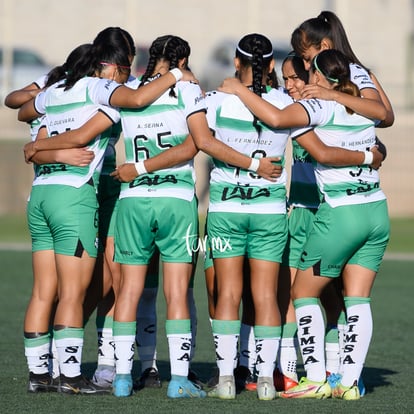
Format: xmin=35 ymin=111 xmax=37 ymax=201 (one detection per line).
xmin=296 ymin=130 xmax=383 ymax=169
xmin=369 ymin=72 xmax=394 ymax=127
xmin=110 ymin=134 xmax=199 ymax=182
xmin=218 ymin=78 xmax=383 ymax=169
xmin=27 ymin=127 xmax=95 ymax=166
xmin=109 ymin=69 xmax=197 ymax=108
xmin=4 ymin=82 xmax=41 ymax=109
xmin=300 ymin=84 xmax=387 ymax=121
xmin=18 ymin=98 xmax=39 ymax=122
xmin=24 ymin=112 xmax=114 ymax=162
xmin=186 ymin=111 xmax=282 ymax=181
xmin=219 ymin=78 xmax=309 ymax=128
xmin=19 ymin=70 xmax=197 ymax=122
xmin=31 ymin=148 xmax=95 ymax=166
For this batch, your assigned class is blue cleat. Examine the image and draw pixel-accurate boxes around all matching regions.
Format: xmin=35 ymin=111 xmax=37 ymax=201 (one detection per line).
xmin=358 ymin=376 xmax=366 ymax=397
xmin=112 ymin=374 xmax=133 ymax=397
xmin=167 ymin=375 xmax=206 ymax=399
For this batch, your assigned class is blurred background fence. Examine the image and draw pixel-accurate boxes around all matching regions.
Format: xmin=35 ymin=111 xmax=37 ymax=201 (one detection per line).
xmin=1 ymin=0 xmax=413 ymax=217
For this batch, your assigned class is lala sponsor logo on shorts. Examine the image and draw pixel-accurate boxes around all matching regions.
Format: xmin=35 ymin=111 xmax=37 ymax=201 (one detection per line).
xmin=183 ymin=223 xmax=232 ymax=256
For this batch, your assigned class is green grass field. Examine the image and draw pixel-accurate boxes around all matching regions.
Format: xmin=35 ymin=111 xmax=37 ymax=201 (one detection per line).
xmin=1 ymin=216 xmax=413 ymax=413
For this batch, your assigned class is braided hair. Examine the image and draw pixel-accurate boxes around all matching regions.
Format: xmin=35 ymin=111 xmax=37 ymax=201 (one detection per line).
xmin=139 ymin=35 xmax=191 ymax=97
xmin=236 ymin=33 xmax=278 ymax=96
xmin=236 ymin=33 xmax=277 ymax=135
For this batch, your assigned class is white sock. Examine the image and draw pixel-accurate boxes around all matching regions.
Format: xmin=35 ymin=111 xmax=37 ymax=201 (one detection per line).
xmin=325 ymin=322 xmax=340 ymax=374
xmin=337 ymin=311 xmax=347 ymax=366
xmin=24 ymin=333 xmax=50 ymax=375
xmin=49 ymin=337 xmax=60 ymax=378
xmin=279 ymin=322 xmax=298 ymax=380
xmin=294 ymin=298 xmax=326 ymax=382
xmin=341 ymin=297 xmax=373 ymax=387
xmin=239 ymin=323 xmax=256 ymax=373
xmin=166 ymin=319 xmax=192 ymax=377
xmin=96 ymin=316 xmax=115 ymax=367
xmin=113 ymin=321 xmax=136 ymax=375
xmin=212 ymin=319 xmax=240 ymax=377
xmin=254 ymin=326 xmax=281 ymax=378
xmin=54 ymin=328 xmax=84 ymax=378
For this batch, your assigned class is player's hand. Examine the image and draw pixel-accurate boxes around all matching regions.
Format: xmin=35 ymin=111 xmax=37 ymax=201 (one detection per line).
xmin=110 ymin=163 xmax=138 ymax=182
xmin=301 ymin=84 xmax=335 ymax=100
xmin=370 ymin=146 xmax=383 ymax=170
xmin=23 ymin=141 xmax=36 ymax=163
xmin=218 ymin=77 xmax=243 ymax=94
xmin=181 ymin=69 xmax=199 ymax=84
xmin=57 ymin=148 xmax=95 ymax=166
xmin=257 ymin=157 xmax=282 ymax=182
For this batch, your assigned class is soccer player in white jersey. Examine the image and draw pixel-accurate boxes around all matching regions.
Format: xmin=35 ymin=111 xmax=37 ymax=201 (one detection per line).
xmin=287 ymin=11 xmax=393 ymax=396
xmin=219 ymin=48 xmax=389 ymax=400
xmin=6 ymin=44 xmax=106 ymax=394
xmin=108 ymin=34 xmax=288 ymax=399
xmin=205 ymin=33 xmax=383 ymax=402
xmin=18 ymin=37 xmax=200 ymax=394
xmin=291 ymin=10 xmax=394 ymax=128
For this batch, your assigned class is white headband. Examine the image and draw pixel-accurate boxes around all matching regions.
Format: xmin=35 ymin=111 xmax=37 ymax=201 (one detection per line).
xmin=236 ymin=45 xmax=273 ymax=59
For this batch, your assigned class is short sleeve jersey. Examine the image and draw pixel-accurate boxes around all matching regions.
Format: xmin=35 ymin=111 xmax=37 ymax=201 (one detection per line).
xmin=350 ymin=63 xmax=376 ymax=91
xmin=288 ymin=63 xmax=377 ymax=209
xmin=29 ymin=74 xmax=48 ymax=142
xmin=117 ymin=78 xmax=205 ymax=202
xmin=32 ymin=77 xmax=121 ymax=188
xmin=205 ymin=86 xmax=310 ymax=214
xmin=297 ymin=98 xmax=386 ymax=208
xmin=100 ymin=74 xmax=138 ymax=176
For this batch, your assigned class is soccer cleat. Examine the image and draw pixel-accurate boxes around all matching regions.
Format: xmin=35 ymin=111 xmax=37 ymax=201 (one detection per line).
xmin=358 ymin=376 xmax=366 ymax=397
xmin=206 ymin=366 xmax=219 ymax=388
xmin=112 ymin=374 xmax=133 ymax=397
xmin=332 ymin=381 xmax=360 ymax=400
xmin=256 ymin=376 xmax=276 ymax=400
xmin=234 ymin=365 xmax=254 ymax=392
xmin=279 ymin=377 xmax=332 ymax=399
xmin=327 ymin=372 xmax=342 ymax=389
xmin=27 ymin=372 xmax=59 ymax=393
xmin=188 ymin=369 xmax=204 ymax=388
xmin=92 ymin=365 xmax=115 ymax=388
xmin=208 ymin=375 xmax=236 ymax=400
xmin=244 ymin=375 xmax=257 ymax=391
xmin=273 ymin=368 xmax=298 ymax=391
xmin=58 ymin=374 xmax=110 ymax=395
xmin=135 ymin=367 xmax=161 ymax=390
xmin=167 ymin=377 xmax=206 ymax=399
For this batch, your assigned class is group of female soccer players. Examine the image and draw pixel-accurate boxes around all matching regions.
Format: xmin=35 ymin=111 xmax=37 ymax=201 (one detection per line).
xmin=7 ymin=10 xmax=393 ymax=402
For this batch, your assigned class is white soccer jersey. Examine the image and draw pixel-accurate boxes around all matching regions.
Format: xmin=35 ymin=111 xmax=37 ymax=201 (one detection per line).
xmin=298 ymin=98 xmax=386 ymax=208
xmin=29 ymin=75 xmax=48 ymax=142
xmin=205 ymin=86 xmax=310 ymax=214
xmin=118 ymin=77 xmax=205 ymax=201
xmin=32 ymin=77 xmax=121 ymax=188
xmin=349 ymin=63 xmax=376 ymax=91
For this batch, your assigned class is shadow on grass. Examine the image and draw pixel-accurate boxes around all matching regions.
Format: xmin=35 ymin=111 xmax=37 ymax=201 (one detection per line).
xmin=82 ymin=360 xmax=218 ymax=384
xmin=363 ymin=366 xmax=396 ymax=393
xmin=82 ymin=360 xmax=396 ymax=394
